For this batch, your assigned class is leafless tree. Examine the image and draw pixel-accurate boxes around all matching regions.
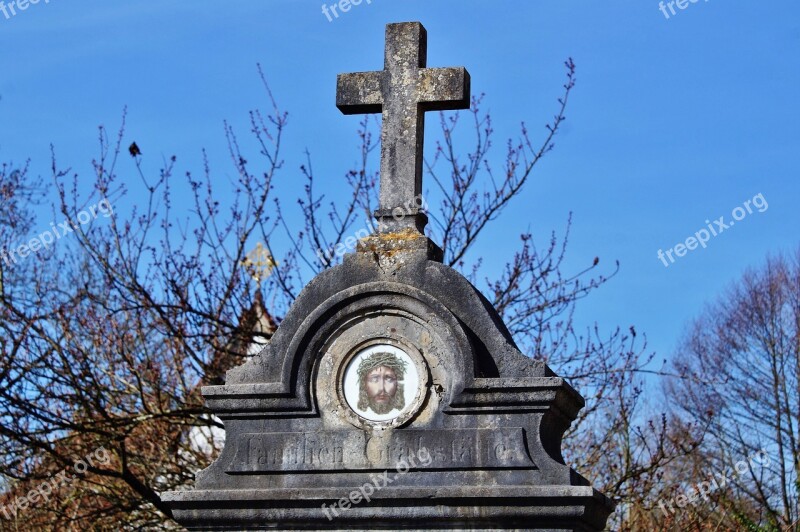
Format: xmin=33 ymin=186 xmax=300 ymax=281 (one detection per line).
xmin=665 ymin=249 xmax=800 ymax=530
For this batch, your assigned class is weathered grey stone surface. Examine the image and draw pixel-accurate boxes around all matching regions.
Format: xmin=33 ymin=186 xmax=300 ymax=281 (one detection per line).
xmin=163 ymin=21 xmax=613 ymax=531
xmin=337 ymin=22 xmax=469 ymax=234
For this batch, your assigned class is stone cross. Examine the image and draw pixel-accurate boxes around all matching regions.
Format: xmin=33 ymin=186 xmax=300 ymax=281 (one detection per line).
xmin=336 ymin=22 xmax=470 ymax=233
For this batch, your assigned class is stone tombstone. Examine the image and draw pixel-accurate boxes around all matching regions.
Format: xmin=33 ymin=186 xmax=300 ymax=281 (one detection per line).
xmin=164 ymin=21 xmax=614 ymax=531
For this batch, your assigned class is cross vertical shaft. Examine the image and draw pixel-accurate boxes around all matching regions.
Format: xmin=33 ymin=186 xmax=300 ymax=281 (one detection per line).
xmin=336 ymin=22 xmax=470 ymax=233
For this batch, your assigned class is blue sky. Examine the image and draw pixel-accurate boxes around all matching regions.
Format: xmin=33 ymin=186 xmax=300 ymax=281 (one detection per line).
xmin=1 ymin=0 xmax=798 ymax=369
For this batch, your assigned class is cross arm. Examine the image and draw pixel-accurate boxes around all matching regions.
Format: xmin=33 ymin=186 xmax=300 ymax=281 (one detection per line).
xmin=336 ymin=71 xmax=384 ymax=115
xmin=418 ymin=67 xmax=471 ymax=111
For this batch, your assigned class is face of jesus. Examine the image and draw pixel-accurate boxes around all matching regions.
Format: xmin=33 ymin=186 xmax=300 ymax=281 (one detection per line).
xmin=364 ymin=366 xmax=398 ymax=412
xmin=352 ymin=350 xmax=409 ymax=419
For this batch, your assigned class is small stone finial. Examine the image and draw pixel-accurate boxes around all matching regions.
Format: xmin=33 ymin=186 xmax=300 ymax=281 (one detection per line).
xmin=240 ymin=242 xmax=277 ymax=286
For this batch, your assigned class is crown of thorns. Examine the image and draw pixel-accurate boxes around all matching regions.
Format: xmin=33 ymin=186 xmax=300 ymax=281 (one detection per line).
xmin=356 ymin=352 xmax=408 ymax=381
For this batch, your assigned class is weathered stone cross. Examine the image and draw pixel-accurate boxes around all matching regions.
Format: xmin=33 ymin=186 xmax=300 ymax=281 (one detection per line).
xmin=336 ymin=22 xmax=470 ymax=233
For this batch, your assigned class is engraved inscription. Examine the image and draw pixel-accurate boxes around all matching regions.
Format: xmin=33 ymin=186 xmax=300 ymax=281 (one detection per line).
xmin=227 ymin=428 xmax=534 ymax=473
xmin=231 ymin=432 xmax=365 ymax=472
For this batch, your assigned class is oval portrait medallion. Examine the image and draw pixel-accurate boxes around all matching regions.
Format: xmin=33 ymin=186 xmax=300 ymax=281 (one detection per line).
xmin=342 ymin=344 xmax=419 ymax=423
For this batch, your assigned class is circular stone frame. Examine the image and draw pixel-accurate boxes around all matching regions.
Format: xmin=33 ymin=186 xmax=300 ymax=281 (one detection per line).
xmin=334 ymin=336 xmax=429 ymax=429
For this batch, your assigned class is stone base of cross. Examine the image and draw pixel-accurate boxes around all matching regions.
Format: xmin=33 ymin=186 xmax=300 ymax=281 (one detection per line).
xmin=373 ymin=207 xmax=427 ymax=234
